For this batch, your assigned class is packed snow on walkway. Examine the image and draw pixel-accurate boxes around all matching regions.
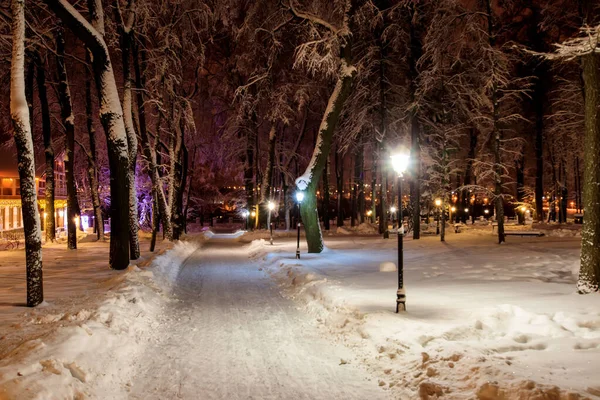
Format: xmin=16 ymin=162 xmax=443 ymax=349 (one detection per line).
xmin=252 ymin=231 xmax=600 ymax=399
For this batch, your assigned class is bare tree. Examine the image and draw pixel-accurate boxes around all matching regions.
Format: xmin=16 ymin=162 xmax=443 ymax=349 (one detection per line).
xmin=11 ymin=0 xmax=44 ymax=306
xmin=43 ymin=0 xmax=131 ymax=269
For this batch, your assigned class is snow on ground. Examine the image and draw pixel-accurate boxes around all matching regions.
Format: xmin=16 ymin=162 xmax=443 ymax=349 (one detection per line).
xmin=252 ymin=230 xmax=600 ymax=399
xmin=0 ymin=238 xmax=195 ymax=399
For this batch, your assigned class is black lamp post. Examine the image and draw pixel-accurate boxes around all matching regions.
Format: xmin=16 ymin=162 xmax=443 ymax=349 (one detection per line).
xmin=295 ymin=191 xmax=304 ymax=259
xmin=243 ymin=210 xmax=249 ymax=230
xmin=268 ymin=201 xmax=275 ymax=245
xmin=390 ymin=150 xmax=410 ymax=313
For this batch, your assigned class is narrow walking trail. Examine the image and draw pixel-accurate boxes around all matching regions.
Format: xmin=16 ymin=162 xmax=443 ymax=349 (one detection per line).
xmin=129 ymin=239 xmax=386 ymax=399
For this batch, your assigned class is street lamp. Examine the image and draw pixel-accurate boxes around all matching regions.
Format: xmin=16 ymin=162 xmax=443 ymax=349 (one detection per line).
xmin=435 ymin=198 xmax=442 ymax=235
xmin=450 ymin=206 xmax=456 ymax=224
xmin=250 ymin=210 xmax=256 ymax=231
xmin=390 ymin=206 xmax=397 ymax=228
xmin=242 ymin=210 xmax=249 ymax=230
xmin=295 ymin=191 xmax=304 ymax=259
xmin=268 ymin=201 xmax=275 ymax=245
xmin=390 ymin=149 xmax=410 ymax=313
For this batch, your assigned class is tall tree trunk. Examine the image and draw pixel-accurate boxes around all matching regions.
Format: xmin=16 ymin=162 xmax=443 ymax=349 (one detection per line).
xmin=576 ymin=156 xmax=582 ymax=212
xmin=534 ymin=66 xmax=546 ymax=223
xmin=408 ymin=2 xmax=423 ymax=240
xmin=335 ymin=150 xmax=344 ymax=227
xmin=485 ymin=0 xmax=505 ymax=244
xmin=357 ymin=144 xmax=365 ymax=224
xmin=323 ymin=157 xmax=330 ymax=230
xmin=371 ymin=145 xmax=377 ymax=224
xmin=516 ymin=155 xmax=525 ymax=224
xmin=261 ymin=123 xmax=277 ymax=205
xmin=150 ymin=191 xmax=159 ymax=252
xmin=84 ymin=54 xmax=104 ymax=241
xmin=379 ymin=149 xmax=388 ymax=237
xmin=55 ymin=27 xmax=77 ymax=250
xmin=169 ymin=109 xmax=184 ymax=240
xmin=463 ymin=129 xmax=476 ymax=223
xmin=351 ymin=156 xmax=357 ymax=227
xmin=578 ymin=49 xmax=600 ymax=293
xmin=45 ymin=0 xmax=131 ymax=269
xmin=295 ymin=42 xmax=356 ymax=253
xmin=35 ymin=57 xmax=56 ymax=242
xmin=132 ymin=37 xmax=172 ymax=240
xmin=11 ymin=0 xmax=44 ymax=307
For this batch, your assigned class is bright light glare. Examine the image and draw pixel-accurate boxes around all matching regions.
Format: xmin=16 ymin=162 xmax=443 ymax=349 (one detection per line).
xmin=390 ymin=206 xmax=397 ymax=213
xmin=251 ymin=211 xmax=256 ymax=217
xmin=520 ymin=206 xmax=526 ymax=211
xmin=296 ymin=191 xmax=305 ymax=203
xmin=390 ymin=151 xmax=410 ymax=175
xmin=435 ymin=199 xmax=442 ymax=207
xmin=268 ymin=201 xmax=275 ymax=211
xmin=484 ymin=209 xmax=489 ymax=214
xmin=367 ymin=210 xmax=373 ymax=216
xmin=464 ymin=208 xmax=469 ymax=213
xmin=451 ymin=206 xmax=456 ymax=212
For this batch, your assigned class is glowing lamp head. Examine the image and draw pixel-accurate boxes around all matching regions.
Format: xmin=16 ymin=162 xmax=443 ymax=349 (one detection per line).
xmin=520 ymin=206 xmax=526 ymax=212
xmin=390 ymin=206 xmax=397 ymax=213
xmin=435 ymin=199 xmax=442 ymax=207
xmin=268 ymin=201 xmax=275 ymax=211
xmin=43 ymin=212 xmax=47 ymax=218
xmin=296 ymin=191 xmax=305 ymax=203
xmin=250 ymin=211 xmax=256 ymax=217
xmin=242 ymin=210 xmax=249 ymax=217
xmin=390 ymin=150 xmax=410 ymax=175
xmin=484 ymin=209 xmax=489 ymax=214
xmin=464 ymin=208 xmax=469 ymax=213
xmin=367 ymin=210 xmax=373 ymax=216
xmin=451 ymin=206 xmax=456 ymax=212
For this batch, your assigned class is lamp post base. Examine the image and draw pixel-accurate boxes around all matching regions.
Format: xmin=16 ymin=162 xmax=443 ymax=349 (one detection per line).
xmin=396 ymin=288 xmax=406 ymax=313
xmin=295 ymin=250 xmax=300 ymax=259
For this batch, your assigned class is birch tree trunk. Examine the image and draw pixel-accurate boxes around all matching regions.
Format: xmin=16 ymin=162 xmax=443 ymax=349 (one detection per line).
xmin=261 ymin=123 xmax=277 ymax=205
xmin=323 ymin=158 xmax=330 ymax=230
xmin=36 ymin=56 xmax=56 ymax=242
xmin=44 ymin=0 xmax=131 ymax=269
xmin=295 ymin=45 xmax=356 ymax=253
xmin=11 ymin=0 xmax=44 ymax=307
xmin=577 ymin=50 xmax=600 ymax=293
xmin=55 ymin=27 xmax=77 ymax=250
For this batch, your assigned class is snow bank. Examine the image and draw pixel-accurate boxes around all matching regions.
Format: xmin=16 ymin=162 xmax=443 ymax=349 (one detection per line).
xmin=0 ymin=241 xmax=199 ymax=399
xmin=250 ymin=234 xmax=600 ymax=399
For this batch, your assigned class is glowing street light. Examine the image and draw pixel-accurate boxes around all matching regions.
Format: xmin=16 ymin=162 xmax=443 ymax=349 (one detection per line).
xmin=390 ymin=149 xmax=410 ymax=313
xmin=464 ymin=208 xmax=469 ymax=213
xmin=242 ymin=210 xmax=249 ymax=230
xmin=268 ymin=201 xmax=275 ymax=245
xmin=295 ymin=191 xmax=304 ymax=259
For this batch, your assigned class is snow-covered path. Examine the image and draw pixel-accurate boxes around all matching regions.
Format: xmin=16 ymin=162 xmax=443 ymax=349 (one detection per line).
xmin=129 ymin=239 xmax=387 ymax=399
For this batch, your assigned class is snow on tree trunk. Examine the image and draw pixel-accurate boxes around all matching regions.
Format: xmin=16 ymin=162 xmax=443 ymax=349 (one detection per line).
xmin=43 ymin=0 xmax=131 ymax=269
xmin=56 ymin=27 xmax=77 ymax=250
xmin=578 ymin=51 xmax=600 ymax=294
xmin=261 ymin=123 xmax=277 ymax=206
xmin=322 ymin=158 xmax=330 ymax=230
xmin=295 ymin=56 xmax=356 ymax=253
xmin=36 ymin=56 xmax=56 ymax=242
xmin=85 ymin=56 xmax=104 ymax=241
xmin=117 ymin=8 xmax=140 ymax=259
xmin=11 ymin=0 xmax=44 ymax=307
xmin=169 ymin=109 xmax=185 ymax=240
xmin=335 ymin=150 xmax=344 ymax=227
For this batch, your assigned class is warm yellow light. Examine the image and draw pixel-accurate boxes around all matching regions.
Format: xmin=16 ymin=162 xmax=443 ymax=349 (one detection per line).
xmin=251 ymin=211 xmax=256 ymax=217
xmin=451 ymin=206 xmax=456 ymax=212
xmin=43 ymin=212 xmax=47 ymax=218
xmin=520 ymin=206 xmax=526 ymax=212
xmin=390 ymin=206 xmax=397 ymax=213
xmin=464 ymin=208 xmax=469 ymax=213
xmin=367 ymin=210 xmax=373 ymax=216
xmin=484 ymin=209 xmax=489 ymax=214
xmin=268 ymin=201 xmax=275 ymax=211
xmin=435 ymin=199 xmax=442 ymax=207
